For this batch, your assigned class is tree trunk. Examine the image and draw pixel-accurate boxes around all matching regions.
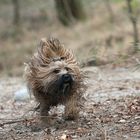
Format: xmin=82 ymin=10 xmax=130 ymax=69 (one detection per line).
xmin=126 ymin=0 xmax=139 ymax=52
xmin=12 ymin=0 xmax=20 ymax=26
xmin=104 ymin=0 xmax=114 ymax=23
xmin=69 ymin=0 xmax=86 ymax=20
xmin=55 ymin=0 xmax=86 ymax=26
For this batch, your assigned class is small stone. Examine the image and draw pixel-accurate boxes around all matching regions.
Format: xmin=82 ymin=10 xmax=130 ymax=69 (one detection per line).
xmin=60 ymin=134 xmax=72 ymax=140
xmin=14 ymin=87 xmax=30 ymax=101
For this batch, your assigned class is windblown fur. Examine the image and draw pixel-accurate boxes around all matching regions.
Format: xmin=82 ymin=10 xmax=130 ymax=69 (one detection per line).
xmin=25 ymin=38 xmax=86 ymax=120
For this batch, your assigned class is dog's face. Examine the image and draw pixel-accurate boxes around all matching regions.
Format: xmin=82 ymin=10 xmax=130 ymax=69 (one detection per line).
xmin=40 ymin=59 xmax=79 ymax=96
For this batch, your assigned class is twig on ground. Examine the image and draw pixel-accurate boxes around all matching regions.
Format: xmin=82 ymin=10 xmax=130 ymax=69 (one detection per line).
xmin=0 ymin=118 xmax=35 ymax=128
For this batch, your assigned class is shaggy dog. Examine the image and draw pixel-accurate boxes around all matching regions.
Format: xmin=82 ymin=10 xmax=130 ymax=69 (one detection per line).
xmin=25 ymin=38 xmax=86 ymax=120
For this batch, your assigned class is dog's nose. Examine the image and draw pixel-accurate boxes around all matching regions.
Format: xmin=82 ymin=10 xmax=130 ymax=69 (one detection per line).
xmin=62 ymin=74 xmax=72 ymax=83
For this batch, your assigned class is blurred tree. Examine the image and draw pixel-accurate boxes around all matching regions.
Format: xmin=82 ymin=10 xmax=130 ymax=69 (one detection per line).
xmin=69 ymin=0 xmax=86 ymax=20
xmin=54 ymin=0 xmax=86 ymax=26
xmin=104 ymin=0 xmax=115 ymax=23
xmin=126 ymin=0 xmax=139 ymax=52
xmin=12 ymin=0 xmax=20 ymax=26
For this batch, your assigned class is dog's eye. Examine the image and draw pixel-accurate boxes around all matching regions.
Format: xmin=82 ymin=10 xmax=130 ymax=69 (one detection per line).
xmin=65 ymin=67 xmax=71 ymax=71
xmin=61 ymin=56 xmax=66 ymax=60
xmin=53 ymin=69 xmax=60 ymax=73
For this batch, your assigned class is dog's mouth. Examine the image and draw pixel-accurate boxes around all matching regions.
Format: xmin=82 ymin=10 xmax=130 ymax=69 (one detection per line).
xmin=62 ymin=83 xmax=71 ymax=95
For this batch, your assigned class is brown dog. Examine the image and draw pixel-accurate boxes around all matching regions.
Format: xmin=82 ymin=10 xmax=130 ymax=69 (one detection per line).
xmin=25 ymin=38 xmax=86 ymax=120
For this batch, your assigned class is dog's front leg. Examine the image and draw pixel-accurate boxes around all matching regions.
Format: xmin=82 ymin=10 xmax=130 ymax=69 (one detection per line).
xmin=64 ymin=96 xmax=80 ymax=120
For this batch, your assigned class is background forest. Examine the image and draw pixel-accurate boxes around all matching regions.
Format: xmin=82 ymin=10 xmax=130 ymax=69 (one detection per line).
xmin=0 ymin=0 xmax=140 ymax=76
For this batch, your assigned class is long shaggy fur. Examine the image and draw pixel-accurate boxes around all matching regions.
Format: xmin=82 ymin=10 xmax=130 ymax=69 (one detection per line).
xmin=25 ymin=38 xmax=86 ymax=120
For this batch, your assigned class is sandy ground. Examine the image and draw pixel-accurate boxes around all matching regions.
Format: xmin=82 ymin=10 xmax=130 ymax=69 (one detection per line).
xmin=0 ymin=66 xmax=140 ymax=140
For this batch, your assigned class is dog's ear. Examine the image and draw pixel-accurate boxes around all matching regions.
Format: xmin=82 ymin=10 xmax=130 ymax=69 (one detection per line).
xmin=40 ymin=38 xmax=48 ymax=47
xmin=37 ymin=37 xmax=77 ymax=65
xmin=37 ymin=38 xmax=56 ymax=63
xmin=47 ymin=38 xmax=77 ymax=65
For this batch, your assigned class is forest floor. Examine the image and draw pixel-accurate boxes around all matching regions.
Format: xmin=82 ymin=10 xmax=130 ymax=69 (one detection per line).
xmin=0 ymin=64 xmax=140 ymax=140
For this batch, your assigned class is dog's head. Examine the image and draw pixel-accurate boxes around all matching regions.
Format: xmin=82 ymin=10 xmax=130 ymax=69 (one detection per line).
xmin=43 ymin=60 xmax=75 ymax=95
xmin=25 ymin=38 xmax=82 ymax=96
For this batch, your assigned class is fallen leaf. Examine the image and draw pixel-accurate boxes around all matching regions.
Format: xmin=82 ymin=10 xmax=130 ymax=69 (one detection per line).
xmin=118 ymin=119 xmax=126 ymax=123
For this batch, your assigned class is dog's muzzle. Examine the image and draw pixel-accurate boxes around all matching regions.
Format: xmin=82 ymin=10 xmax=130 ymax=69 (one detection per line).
xmin=59 ymin=74 xmax=73 ymax=94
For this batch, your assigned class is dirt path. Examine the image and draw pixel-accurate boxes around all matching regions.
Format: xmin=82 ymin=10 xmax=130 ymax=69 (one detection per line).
xmin=0 ymin=66 xmax=140 ymax=140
